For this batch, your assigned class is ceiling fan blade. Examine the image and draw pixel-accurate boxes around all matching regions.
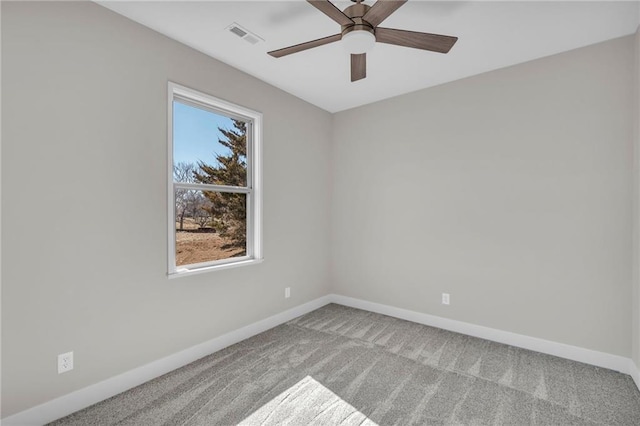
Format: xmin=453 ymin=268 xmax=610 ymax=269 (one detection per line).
xmin=362 ymin=0 xmax=407 ymax=27
xmin=307 ymin=0 xmax=354 ymax=26
xmin=351 ymin=53 xmax=366 ymax=82
xmin=268 ymin=34 xmax=342 ymax=58
xmin=375 ymin=27 xmax=458 ymax=53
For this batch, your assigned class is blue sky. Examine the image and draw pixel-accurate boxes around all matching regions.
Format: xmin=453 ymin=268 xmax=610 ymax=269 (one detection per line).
xmin=173 ymin=100 xmax=234 ymax=167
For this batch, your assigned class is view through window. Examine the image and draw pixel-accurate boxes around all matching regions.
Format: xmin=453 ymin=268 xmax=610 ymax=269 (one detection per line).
xmin=169 ymin=84 xmax=261 ymax=275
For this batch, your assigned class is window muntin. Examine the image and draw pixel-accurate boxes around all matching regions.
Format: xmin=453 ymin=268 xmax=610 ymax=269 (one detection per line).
xmin=168 ymin=83 xmax=262 ymax=276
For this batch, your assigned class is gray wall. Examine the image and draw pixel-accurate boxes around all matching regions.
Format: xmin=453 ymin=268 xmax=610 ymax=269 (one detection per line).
xmin=1 ymin=1 xmax=332 ymax=417
xmin=331 ymin=36 xmax=634 ymax=357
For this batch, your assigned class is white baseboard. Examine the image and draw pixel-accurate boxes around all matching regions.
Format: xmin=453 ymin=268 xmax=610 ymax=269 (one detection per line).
xmin=630 ymin=359 xmax=640 ymax=391
xmin=1 ymin=295 xmax=332 ymax=426
xmin=330 ymin=294 xmax=633 ymax=375
xmin=4 ymin=293 xmax=638 ymax=425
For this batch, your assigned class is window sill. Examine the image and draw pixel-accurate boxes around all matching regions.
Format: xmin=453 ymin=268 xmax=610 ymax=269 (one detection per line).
xmin=168 ymin=258 xmax=263 ymax=279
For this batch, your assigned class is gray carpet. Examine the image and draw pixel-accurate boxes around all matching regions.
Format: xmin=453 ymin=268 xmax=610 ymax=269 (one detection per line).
xmin=50 ymin=304 xmax=640 ymax=425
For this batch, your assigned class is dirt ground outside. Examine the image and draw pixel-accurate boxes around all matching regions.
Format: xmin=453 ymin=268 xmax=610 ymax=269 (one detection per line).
xmin=175 ymin=218 xmax=245 ymax=266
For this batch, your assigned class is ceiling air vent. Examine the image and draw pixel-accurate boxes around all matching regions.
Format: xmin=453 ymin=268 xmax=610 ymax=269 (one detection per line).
xmin=226 ymin=23 xmax=264 ymax=45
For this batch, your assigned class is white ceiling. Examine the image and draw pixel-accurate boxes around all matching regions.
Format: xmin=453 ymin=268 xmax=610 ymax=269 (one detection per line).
xmin=98 ymin=1 xmax=639 ymax=112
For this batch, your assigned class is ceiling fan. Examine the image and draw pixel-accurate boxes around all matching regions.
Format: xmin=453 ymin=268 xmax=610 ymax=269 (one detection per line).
xmin=267 ymin=0 xmax=458 ymax=82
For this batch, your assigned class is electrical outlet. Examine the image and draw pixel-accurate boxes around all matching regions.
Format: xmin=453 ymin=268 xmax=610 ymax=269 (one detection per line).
xmin=442 ymin=293 xmax=450 ymax=305
xmin=58 ymin=351 xmax=73 ymax=374
xmin=285 ymin=287 xmax=291 ymax=299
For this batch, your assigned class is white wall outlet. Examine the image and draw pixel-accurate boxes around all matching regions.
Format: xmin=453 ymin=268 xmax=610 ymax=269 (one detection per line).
xmin=442 ymin=293 xmax=450 ymax=305
xmin=285 ymin=287 xmax=291 ymax=299
xmin=58 ymin=351 xmax=73 ymax=374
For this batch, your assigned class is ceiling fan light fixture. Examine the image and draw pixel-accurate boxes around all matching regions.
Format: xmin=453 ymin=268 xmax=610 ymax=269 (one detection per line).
xmin=342 ymin=29 xmax=376 ymax=54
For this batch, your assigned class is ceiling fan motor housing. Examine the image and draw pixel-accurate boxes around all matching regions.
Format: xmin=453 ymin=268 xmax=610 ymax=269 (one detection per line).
xmin=341 ymin=3 xmax=374 ymax=38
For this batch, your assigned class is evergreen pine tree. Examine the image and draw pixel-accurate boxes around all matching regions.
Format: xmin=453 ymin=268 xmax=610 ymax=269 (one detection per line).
xmin=194 ymin=120 xmax=247 ymax=250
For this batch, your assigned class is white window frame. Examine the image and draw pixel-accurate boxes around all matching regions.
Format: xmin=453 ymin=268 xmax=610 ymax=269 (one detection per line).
xmin=167 ymin=82 xmax=262 ymax=278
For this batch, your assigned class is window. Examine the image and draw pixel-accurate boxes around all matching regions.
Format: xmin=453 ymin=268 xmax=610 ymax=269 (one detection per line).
xmin=168 ymin=83 xmax=262 ymax=276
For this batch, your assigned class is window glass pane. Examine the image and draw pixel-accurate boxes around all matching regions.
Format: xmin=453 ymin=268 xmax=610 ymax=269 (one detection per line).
xmin=175 ymin=189 xmax=247 ymax=266
xmin=173 ymin=100 xmax=247 ymax=186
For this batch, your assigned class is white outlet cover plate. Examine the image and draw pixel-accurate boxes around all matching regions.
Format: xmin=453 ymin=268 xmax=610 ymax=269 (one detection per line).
xmin=58 ymin=351 xmax=74 ymax=374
